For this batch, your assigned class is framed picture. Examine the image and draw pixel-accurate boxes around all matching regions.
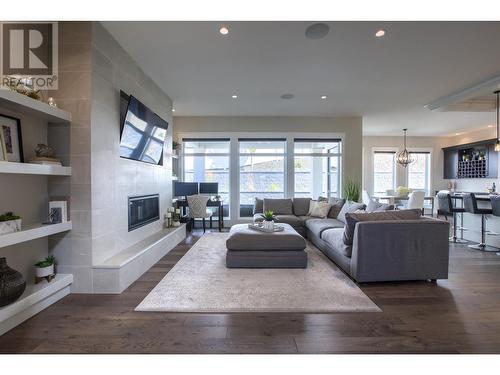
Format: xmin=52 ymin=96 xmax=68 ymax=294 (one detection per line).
xmin=0 ymin=114 xmax=23 ymax=162
xmin=0 ymin=130 xmax=7 ymax=161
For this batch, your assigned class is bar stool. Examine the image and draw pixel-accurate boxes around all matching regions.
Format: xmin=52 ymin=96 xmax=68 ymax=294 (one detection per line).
xmin=437 ymin=192 xmax=467 ymax=243
xmin=463 ymin=193 xmax=497 ymax=252
xmin=491 ymin=195 xmax=500 ymax=217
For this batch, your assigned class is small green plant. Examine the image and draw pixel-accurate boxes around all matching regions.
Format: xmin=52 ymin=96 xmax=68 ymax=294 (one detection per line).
xmin=0 ymin=212 xmax=21 ymax=222
xmin=261 ymin=210 xmax=277 ymax=221
xmin=344 ymin=180 xmax=360 ymax=202
xmin=35 ymin=255 xmax=56 ymax=268
xmin=172 ymin=141 xmax=180 ymax=150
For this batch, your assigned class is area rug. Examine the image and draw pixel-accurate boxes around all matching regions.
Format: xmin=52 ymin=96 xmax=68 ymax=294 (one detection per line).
xmin=136 ymin=233 xmax=380 ymax=313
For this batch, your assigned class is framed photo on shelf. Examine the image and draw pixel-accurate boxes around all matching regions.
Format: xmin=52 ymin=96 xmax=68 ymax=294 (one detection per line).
xmin=0 ymin=130 xmax=7 ymax=161
xmin=0 ymin=114 xmax=24 ymax=162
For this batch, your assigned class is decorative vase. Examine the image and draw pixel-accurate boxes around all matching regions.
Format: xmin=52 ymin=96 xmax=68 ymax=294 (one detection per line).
xmin=0 ymin=257 xmax=26 ymax=307
xmin=0 ymin=219 xmax=22 ymax=235
xmin=263 ymin=220 xmax=274 ymax=230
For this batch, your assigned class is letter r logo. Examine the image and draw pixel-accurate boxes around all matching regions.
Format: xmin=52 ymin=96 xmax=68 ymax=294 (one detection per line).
xmin=2 ymin=23 xmax=53 ymax=75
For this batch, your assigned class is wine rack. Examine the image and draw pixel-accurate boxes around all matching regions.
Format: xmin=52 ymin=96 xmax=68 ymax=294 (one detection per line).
xmin=457 ymin=159 xmax=487 ymax=178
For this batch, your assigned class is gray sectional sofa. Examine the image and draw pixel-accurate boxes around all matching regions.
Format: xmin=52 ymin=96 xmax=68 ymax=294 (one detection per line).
xmin=253 ymin=197 xmax=450 ymax=282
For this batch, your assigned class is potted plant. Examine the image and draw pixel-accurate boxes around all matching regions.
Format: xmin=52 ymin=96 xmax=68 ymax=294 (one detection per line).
xmin=172 ymin=141 xmax=180 ymax=156
xmin=0 ymin=212 xmax=22 ymax=235
xmin=260 ymin=210 xmax=277 ymax=230
xmin=344 ymin=180 xmax=360 ymax=202
xmin=34 ymin=255 xmax=56 ymax=283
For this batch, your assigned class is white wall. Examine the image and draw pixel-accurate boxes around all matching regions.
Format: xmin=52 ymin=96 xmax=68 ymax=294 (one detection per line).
xmin=362 ymin=136 xmax=449 ymax=195
xmin=90 ymin=22 xmax=174 ymax=266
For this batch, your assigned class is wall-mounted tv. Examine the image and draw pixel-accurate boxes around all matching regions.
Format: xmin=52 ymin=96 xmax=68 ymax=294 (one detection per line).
xmin=119 ymin=93 xmax=168 ymax=165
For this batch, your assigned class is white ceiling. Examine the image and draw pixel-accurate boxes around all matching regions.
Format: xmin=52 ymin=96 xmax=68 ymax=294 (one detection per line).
xmin=103 ymin=21 xmax=500 ymax=136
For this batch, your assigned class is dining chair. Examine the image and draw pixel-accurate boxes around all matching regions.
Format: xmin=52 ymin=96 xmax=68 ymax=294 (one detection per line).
xmin=187 ymin=194 xmax=213 ymax=233
xmin=362 ymin=190 xmax=372 ymax=205
xmin=406 ymin=191 xmax=425 ymax=213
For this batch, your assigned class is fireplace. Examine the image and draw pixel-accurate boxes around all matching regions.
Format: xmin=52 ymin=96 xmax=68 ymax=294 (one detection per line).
xmin=128 ymin=194 xmax=160 ymax=231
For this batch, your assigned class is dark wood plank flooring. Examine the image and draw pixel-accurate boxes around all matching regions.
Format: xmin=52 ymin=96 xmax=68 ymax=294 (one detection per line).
xmin=1 ymin=230 xmax=500 ymax=354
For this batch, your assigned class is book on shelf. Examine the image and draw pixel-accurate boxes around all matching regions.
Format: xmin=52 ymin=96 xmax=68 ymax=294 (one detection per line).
xmin=28 ymin=157 xmax=62 ymax=166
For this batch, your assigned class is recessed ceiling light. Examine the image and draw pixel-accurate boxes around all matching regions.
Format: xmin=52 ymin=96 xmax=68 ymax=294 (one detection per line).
xmin=219 ymin=26 xmax=229 ymax=35
xmin=281 ymin=93 xmax=294 ymax=100
xmin=305 ymin=23 xmax=330 ymax=40
xmin=455 ymin=133 xmax=461 ymax=136
xmin=488 ymin=125 xmax=494 ymax=128
xmin=375 ymin=29 xmax=386 ymax=38
xmin=321 ymin=95 xmax=327 ymax=100
xmin=232 ymin=95 xmax=238 ymax=99
xmin=172 ymin=108 xmax=175 ymax=112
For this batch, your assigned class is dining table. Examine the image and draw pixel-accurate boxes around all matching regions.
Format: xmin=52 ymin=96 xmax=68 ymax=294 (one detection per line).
xmin=373 ymin=194 xmax=435 ymax=215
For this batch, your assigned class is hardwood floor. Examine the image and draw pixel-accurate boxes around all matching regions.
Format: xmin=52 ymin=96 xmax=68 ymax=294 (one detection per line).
xmin=1 ymin=230 xmax=500 ymax=354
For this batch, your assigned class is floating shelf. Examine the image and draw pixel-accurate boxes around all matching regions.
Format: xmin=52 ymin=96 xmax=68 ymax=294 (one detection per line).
xmin=0 ymin=161 xmax=71 ymax=176
xmin=0 ymin=274 xmax=73 ymax=335
xmin=0 ymin=89 xmax=71 ymax=124
xmin=0 ymin=221 xmax=72 ymax=249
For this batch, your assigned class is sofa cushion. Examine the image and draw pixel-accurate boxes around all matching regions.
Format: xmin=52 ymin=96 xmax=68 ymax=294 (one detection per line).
xmin=306 ymin=218 xmax=345 ymax=237
xmin=253 ymin=198 xmax=264 ymax=214
xmin=321 ymin=228 xmax=352 ymax=257
xmin=297 ymin=215 xmax=311 ymax=223
xmin=263 ymin=198 xmax=293 ymax=215
xmin=337 ymin=201 xmax=366 ymax=224
xmin=274 ymin=214 xmax=304 ymax=228
xmin=308 ymin=200 xmax=331 ymax=218
xmin=343 ymin=209 xmax=422 ymax=246
xmin=328 ymin=197 xmax=346 ymax=218
xmin=226 ymin=223 xmax=306 ymax=251
xmin=366 ymin=200 xmax=394 ymax=212
xmin=292 ymin=198 xmax=311 ymax=216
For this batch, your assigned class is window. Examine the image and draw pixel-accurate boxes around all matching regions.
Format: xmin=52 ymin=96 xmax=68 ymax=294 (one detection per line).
xmin=182 ymin=139 xmax=230 ymax=217
xmin=373 ymin=151 xmax=396 ymax=195
xmin=238 ymin=139 xmax=286 ymax=217
xmin=407 ymin=152 xmax=431 ymax=193
xmin=293 ymin=139 xmax=342 ymax=199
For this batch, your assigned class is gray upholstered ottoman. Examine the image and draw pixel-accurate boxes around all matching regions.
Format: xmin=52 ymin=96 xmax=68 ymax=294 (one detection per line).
xmin=225 ymin=223 xmax=307 ymax=268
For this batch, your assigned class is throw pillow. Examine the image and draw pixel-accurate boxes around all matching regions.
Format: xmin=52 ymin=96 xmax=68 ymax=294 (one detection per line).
xmin=328 ymin=197 xmax=346 ymax=218
xmin=309 ymin=201 xmax=332 ymax=218
xmin=342 ymin=209 xmax=422 ymax=246
xmin=366 ymin=200 xmax=394 ymax=212
xmin=337 ymin=201 xmax=366 ymax=224
xmin=307 ymin=200 xmax=318 ymax=216
xmin=253 ymin=197 xmax=264 ymax=214
xmin=263 ymin=198 xmax=293 ymax=215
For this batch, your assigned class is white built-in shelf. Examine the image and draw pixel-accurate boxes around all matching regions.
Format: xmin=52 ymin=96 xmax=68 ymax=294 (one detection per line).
xmin=172 ymin=175 xmax=179 ymax=180
xmin=0 ymin=161 xmax=71 ymax=176
xmin=171 ymin=154 xmax=179 ymax=159
xmin=0 ymin=221 xmax=72 ymax=249
xmin=94 ymin=225 xmax=186 ymax=269
xmin=0 ymin=274 xmax=73 ymax=335
xmin=0 ymin=89 xmax=71 ymax=124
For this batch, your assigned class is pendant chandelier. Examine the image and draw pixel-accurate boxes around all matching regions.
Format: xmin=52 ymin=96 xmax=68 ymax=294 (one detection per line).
xmin=495 ymin=90 xmax=500 ymax=152
xmin=396 ymin=128 xmax=415 ymax=167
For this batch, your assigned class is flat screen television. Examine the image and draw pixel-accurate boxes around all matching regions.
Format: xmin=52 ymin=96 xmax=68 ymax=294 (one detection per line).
xmin=119 ymin=93 xmax=168 ymax=165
